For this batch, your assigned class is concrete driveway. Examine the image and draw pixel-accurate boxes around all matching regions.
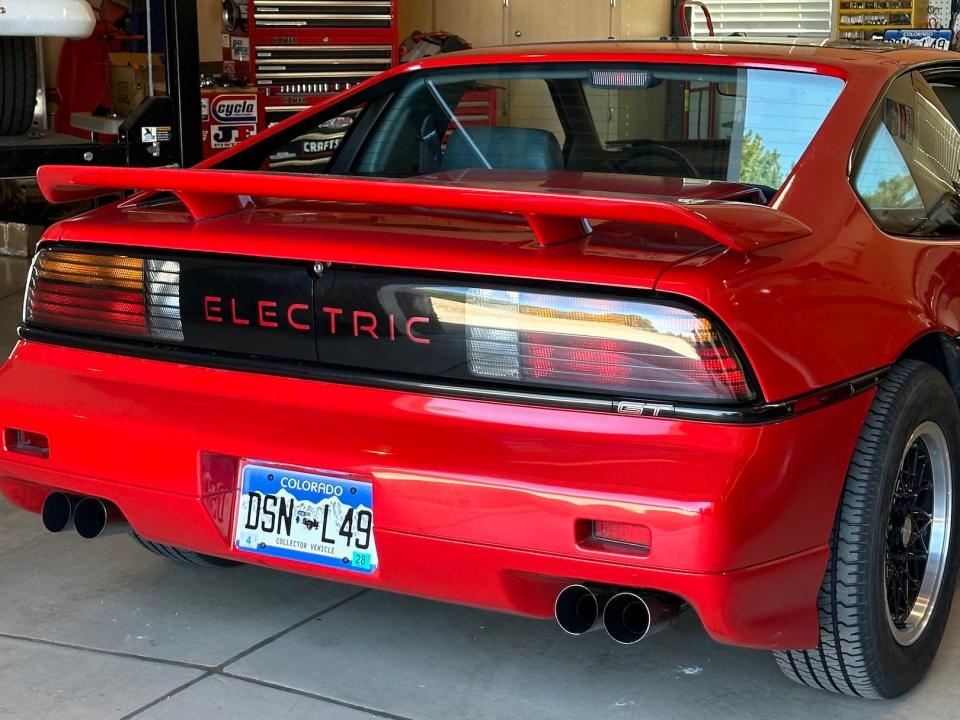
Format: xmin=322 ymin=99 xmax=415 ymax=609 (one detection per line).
xmin=1 ymin=257 xmax=959 ymax=720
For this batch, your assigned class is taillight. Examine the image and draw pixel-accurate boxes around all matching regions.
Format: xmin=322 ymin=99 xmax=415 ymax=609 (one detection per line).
xmin=25 ymin=249 xmax=183 ymax=342
xmin=461 ymin=289 xmax=751 ymax=402
xmin=23 ymin=250 xmax=755 ymax=407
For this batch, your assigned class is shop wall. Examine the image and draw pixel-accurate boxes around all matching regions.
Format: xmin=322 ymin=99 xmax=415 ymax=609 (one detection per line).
xmin=198 ymin=0 xmax=223 ymax=62
xmin=45 ymin=0 xmax=674 ymax=92
xmin=399 ymin=0 xmax=435 ymax=39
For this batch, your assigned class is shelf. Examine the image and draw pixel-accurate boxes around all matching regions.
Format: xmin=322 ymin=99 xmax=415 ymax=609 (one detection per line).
xmin=837 ymin=23 xmax=914 ymax=29
xmin=838 ymin=8 xmax=914 ymax=14
xmin=836 ymin=0 xmax=927 ymax=35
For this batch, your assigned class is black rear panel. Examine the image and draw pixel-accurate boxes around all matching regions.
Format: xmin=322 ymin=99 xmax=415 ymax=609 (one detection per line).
xmin=178 ymin=261 xmax=508 ymax=382
xmin=179 ymin=257 xmax=315 ymax=361
xmin=315 ymin=268 xmax=468 ymax=377
xmin=23 ymin=244 xmax=762 ymax=415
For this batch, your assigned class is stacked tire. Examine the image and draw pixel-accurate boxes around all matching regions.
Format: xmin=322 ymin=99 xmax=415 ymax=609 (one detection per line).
xmin=0 ymin=37 xmax=39 ymax=136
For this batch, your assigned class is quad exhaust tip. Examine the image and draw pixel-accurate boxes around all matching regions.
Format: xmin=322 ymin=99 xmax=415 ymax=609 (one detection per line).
xmin=555 ymin=584 xmax=682 ymax=643
xmin=602 ymin=591 xmax=679 ymax=644
xmin=72 ymin=497 xmax=128 ymax=539
xmin=555 ymin=584 xmax=609 ymax=635
xmin=41 ymin=492 xmax=81 ymax=533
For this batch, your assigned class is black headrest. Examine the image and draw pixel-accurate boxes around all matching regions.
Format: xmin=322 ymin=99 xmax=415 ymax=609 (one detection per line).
xmin=442 ymin=127 xmax=564 ymax=171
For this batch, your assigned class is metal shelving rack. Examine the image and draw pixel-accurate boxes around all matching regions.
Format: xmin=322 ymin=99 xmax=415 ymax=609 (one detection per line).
xmin=836 ymin=1 xmax=928 ymax=39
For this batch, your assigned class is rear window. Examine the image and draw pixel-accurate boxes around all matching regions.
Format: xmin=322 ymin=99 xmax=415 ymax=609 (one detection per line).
xmin=349 ymin=63 xmax=844 ymax=195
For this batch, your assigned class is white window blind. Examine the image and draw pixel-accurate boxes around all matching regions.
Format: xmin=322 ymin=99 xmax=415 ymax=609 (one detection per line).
xmin=690 ymin=1 xmax=833 ymax=38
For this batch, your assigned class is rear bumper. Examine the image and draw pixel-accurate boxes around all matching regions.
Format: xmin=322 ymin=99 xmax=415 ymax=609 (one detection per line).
xmin=0 ymin=340 xmax=874 ymax=649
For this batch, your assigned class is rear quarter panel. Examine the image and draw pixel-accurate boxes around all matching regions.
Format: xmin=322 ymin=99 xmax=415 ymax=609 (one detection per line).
xmin=658 ymin=58 xmax=960 ymax=402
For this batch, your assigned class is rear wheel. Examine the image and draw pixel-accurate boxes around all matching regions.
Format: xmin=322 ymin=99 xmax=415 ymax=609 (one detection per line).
xmin=0 ymin=37 xmax=38 ymax=136
xmin=131 ymin=533 xmax=239 ymax=568
xmin=775 ymin=360 xmax=960 ymax=697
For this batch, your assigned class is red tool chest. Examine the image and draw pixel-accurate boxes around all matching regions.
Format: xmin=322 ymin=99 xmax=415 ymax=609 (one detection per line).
xmin=248 ymin=0 xmax=398 ymax=128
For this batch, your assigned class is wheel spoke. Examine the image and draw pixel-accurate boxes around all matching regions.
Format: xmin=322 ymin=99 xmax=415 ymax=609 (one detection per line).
xmin=896 ymin=577 xmax=908 ymax=619
xmin=910 ymin=443 xmax=920 ymax=479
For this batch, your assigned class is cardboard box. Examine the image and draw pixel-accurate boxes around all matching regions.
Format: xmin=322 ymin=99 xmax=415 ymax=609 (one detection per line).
xmin=109 ymin=53 xmax=165 ymax=117
xmin=200 ymin=86 xmax=259 ymax=159
xmin=0 ymin=222 xmax=42 ymax=258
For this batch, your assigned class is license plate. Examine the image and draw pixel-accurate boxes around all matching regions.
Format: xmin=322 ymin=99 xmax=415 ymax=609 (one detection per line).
xmin=233 ymin=463 xmax=378 ymax=574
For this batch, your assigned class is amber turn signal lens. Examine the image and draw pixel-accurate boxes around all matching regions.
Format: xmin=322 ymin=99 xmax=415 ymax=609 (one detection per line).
xmin=25 ymin=248 xmax=183 ymax=342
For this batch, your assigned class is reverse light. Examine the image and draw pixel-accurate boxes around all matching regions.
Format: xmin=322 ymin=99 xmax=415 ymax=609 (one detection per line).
xmin=25 ymin=249 xmax=183 ymax=342
xmin=461 ymin=289 xmax=752 ymax=402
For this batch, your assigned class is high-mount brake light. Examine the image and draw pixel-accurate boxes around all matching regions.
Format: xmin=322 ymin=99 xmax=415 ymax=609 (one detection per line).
xmin=461 ymin=289 xmax=752 ymax=402
xmin=25 ymin=249 xmax=183 ymax=342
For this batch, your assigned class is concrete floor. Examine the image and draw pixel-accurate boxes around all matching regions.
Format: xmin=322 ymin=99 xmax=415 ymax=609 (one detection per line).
xmin=1 ymin=256 xmax=959 ymax=720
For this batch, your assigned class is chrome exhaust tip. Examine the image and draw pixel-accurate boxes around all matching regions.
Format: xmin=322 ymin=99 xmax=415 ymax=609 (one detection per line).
xmin=602 ymin=591 xmax=679 ymax=644
xmin=555 ymin=584 xmax=609 ymax=635
xmin=41 ymin=492 xmax=81 ymax=533
xmin=73 ymin=497 xmax=128 ymax=539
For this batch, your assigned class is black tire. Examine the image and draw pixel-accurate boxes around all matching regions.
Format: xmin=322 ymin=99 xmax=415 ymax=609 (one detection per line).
xmin=775 ymin=360 xmax=960 ymax=697
xmin=131 ymin=533 xmax=239 ymax=568
xmin=0 ymin=36 xmax=38 ymax=136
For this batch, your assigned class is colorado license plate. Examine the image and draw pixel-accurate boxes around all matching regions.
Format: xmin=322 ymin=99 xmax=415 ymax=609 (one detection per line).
xmin=233 ymin=463 xmax=378 ymax=574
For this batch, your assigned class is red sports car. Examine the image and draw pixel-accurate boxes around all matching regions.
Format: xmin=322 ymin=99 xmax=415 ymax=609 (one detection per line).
xmin=4 ymin=38 xmax=960 ymax=698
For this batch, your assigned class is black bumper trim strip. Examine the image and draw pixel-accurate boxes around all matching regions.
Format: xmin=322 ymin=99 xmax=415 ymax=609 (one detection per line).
xmin=17 ymin=326 xmax=886 ymax=425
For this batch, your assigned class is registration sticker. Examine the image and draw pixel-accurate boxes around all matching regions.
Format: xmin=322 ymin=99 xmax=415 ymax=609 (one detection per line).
xmin=233 ymin=463 xmax=377 ymax=574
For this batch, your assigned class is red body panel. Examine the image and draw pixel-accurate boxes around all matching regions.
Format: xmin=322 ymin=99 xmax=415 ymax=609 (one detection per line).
xmin=0 ymin=341 xmax=873 ymax=648
xmin=6 ymin=41 xmax=960 ymax=650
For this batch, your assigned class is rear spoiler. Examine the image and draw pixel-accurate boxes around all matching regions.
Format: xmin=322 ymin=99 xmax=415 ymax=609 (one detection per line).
xmin=37 ymin=165 xmax=811 ymax=252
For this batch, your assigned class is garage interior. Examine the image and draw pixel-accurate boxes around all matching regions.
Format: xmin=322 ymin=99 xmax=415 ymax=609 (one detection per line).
xmin=3 ymin=0 xmax=960 ymax=718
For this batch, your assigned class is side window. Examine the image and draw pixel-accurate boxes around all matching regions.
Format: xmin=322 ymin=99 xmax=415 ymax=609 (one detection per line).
xmin=854 ymin=112 xmax=922 ymax=212
xmin=852 ymin=72 xmax=960 ymax=236
xmin=265 ymin=104 xmax=366 ymax=174
xmin=214 ymin=97 xmax=374 ymax=174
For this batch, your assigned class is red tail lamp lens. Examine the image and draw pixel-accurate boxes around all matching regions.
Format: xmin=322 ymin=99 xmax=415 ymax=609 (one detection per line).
xmin=25 ymin=249 xmax=183 ymax=342
xmin=592 ymin=520 xmax=652 ymax=549
xmin=463 ymin=290 xmax=752 ymax=402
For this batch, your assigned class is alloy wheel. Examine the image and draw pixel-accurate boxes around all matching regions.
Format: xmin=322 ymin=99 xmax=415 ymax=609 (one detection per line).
xmin=885 ymin=421 xmax=953 ymax=646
